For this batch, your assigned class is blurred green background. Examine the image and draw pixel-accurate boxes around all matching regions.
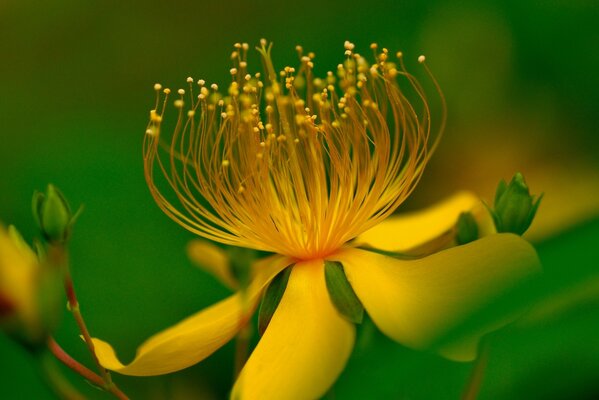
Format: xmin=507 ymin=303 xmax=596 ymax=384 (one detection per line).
xmin=1 ymin=0 xmax=598 ymax=398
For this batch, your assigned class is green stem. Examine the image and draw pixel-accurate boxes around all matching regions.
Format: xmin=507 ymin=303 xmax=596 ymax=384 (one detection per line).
xmin=38 ymin=349 xmax=86 ymax=400
xmin=461 ymin=341 xmax=489 ymax=400
xmin=64 ymin=269 xmax=113 ymax=386
xmin=48 ymin=245 xmax=128 ymax=399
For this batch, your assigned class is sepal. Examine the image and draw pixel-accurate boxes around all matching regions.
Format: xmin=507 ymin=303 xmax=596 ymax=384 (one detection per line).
xmin=258 ymin=265 xmax=292 ymax=335
xmin=324 ymin=261 xmax=364 ymax=324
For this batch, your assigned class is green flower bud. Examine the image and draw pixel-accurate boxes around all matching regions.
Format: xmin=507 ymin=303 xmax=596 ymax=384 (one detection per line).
xmin=0 ymin=225 xmax=63 ymax=350
xmin=491 ymin=173 xmax=543 ymax=235
xmin=32 ymin=184 xmax=82 ymax=244
xmin=456 ymin=211 xmax=479 ymax=245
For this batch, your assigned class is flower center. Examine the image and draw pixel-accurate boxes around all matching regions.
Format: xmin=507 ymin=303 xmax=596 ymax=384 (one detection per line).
xmin=143 ymin=40 xmax=444 ymax=259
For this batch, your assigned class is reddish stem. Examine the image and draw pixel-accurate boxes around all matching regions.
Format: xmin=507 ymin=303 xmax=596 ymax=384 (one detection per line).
xmin=48 ymin=337 xmax=129 ymax=400
xmin=50 ymin=245 xmax=112 ymax=383
xmin=48 ymin=244 xmax=129 ymax=399
xmin=48 ymin=337 xmax=103 ymax=387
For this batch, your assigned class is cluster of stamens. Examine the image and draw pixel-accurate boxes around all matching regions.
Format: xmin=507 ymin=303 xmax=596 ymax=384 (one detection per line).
xmin=144 ymin=40 xmax=444 ymax=260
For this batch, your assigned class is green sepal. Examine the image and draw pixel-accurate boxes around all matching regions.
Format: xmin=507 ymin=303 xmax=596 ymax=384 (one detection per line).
xmin=67 ymin=204 xmax=84 ymax=232
xmin=7 ymin=225 xmax=33 ymax=256
xmin=526 ymin=193 xmax=544 ymax=229
xmin=494 ymin=178 xmax=508 ymax=206
xmin=32 ymin=238 xmax=47 ymax=262
xmin=324 ymin=261 xmax=364 ymax=324
xmin=31 ymin=191 xmax=44 ymax=229
xmin=41 ymin=185 xmax=72 ymax=242
xmin=456 ymin=211 xmax=479 ymax=245
xmin=257 ymin=265 xmax=293 ymax=335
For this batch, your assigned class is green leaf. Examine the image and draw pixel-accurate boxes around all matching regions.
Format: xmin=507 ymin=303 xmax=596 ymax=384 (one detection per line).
xmin=324 ymin=261 xmax=363 ymax=324
xmin=257 ymin=265 xmax=293 ymax=335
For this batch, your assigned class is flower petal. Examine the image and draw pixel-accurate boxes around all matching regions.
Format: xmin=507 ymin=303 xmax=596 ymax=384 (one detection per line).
xmin=0 ymin=226 xmax=38 ymax=332
xmin=337 ymin=234 xmax=541 ymax=361
xmin=355 ymin=191 xmax=495 ymax=252
xmin=232 ymin=259 xmax=355 ymax=400
xmin=92 ymin=255 xmax=291 ymax=376
xmin=187 ymin=239 xmax=238 ymax=290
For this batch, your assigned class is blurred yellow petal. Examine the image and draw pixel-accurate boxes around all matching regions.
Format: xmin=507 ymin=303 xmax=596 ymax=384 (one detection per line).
xmin=356 ymin=191 xmax=495 ymax=252
xmin=0 ymin=226 xmax=38 ymax=331
xmin=187 ymin=239 xmax=238 ymax=290
xmin=524 ymin=163 xmax=599 ymax=241
xmin=232 ymin=259 xmax=355 ymax=400
xmin=92 ymin=255 xmax=291 ymax=376
xmin=337 ymin=234 xmax=540 ymax=361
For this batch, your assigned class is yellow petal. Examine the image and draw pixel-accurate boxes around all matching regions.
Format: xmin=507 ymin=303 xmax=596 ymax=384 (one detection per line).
xmin=0 ymin=226 xmax=38 ymax=333
xmin=232 ymin=259 xmax=355 ymax=400
xmin=92 ymin=255 xmax=291 ymax=376
xmin=355 ymin=191 xmax=495 ymax=252
xmin=187 ymin=239 xmax=238 ymax=290
xmin=337 ymin=234 xmax=541 ymax=361
xmin=523 ymin=163 xmax=599 ymax=241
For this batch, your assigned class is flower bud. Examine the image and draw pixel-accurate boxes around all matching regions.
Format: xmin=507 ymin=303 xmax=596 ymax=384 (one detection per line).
xmin=32 ymin=184 xmax=81 ymax=244
xmin=491 ymin=173 xmax=543 ymax=235
xmin=0 ymin=225 xmax=63 ymax=350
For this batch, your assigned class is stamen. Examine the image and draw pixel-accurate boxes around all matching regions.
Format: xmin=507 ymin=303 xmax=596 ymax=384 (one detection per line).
xmin=143 ymin=40 xmax=445 ymax=260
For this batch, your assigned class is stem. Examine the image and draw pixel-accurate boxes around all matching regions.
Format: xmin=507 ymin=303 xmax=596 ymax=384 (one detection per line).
xmin=461 ymin=341 xmax=489 ymax=400
xmin=38 ymin=349 xmax=86 ymax=400
xmin=48 ymin=337 xmax=129 ymax=400
xmin=48 ymin=245 xmax=128 ymax=399
xmin=48 ymin=336 xmax=104 ymax=387
xmin=64 ymin=269 xmax=113 ymax=386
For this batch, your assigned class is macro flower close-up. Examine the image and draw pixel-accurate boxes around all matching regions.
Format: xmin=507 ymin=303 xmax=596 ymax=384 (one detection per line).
xmin=88 ymin=41 xmax=541 ymax=399
xmin=2 ymin=1 xmax=598 ymax=399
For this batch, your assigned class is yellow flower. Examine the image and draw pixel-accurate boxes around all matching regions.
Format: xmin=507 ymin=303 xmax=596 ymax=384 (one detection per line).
xmin=0 ymin=225 xmax=60 ymax=347
xmin=93 ymin=41 xmax=540 ymax=399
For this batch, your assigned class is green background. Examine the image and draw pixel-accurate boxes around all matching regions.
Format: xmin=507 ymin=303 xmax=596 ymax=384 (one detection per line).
xmin=1 ymin=0 xmax=598 ymax=398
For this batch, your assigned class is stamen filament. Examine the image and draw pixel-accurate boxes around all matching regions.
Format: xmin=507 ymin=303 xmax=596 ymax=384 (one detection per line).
xmin=143 ymin=41 xmax=445 ymax=260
